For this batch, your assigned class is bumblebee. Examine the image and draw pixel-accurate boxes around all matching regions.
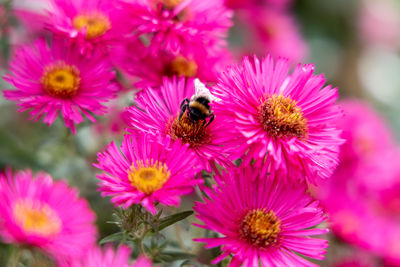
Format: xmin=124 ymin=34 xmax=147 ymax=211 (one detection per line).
xmin=178 ymin=79 xmax=219 ymax=127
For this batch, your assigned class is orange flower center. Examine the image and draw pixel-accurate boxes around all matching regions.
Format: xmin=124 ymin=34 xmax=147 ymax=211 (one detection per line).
xmin=128 ymin=159 xmax=170 ymax=195
xmin=167 ymin=113 xmax=210 ymax=148
xmin=240 ymin=209 xmax=281 ymax=247
xmin=13 ymin=199 xmax=62 ymax=237
xmin=258 ymin=94 xmax=308 ymax=139
xmin=164 ymin=56 xmax=198 ymax=78
xmin=159 ymin=0 xmax=184 ymax=9
xmin=41 ymin=62 xmax=80 ymax=98
xmin=73 ymin=12 xmax=111 ymax=39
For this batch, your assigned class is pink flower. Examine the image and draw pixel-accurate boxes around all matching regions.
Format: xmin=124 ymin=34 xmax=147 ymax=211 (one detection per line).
xmin=0 ymin=169 xmax=97 ymax=262
xmin=212 ymin=55 xmax=343 ymax=184
xmin=359 ymin=0 xmax=400 ymax=50
xmin=46 ymin=0 xmax=129 ymax=54
xmin=123 ymin=78 xmax=233 ymax=171
xmin=193 ymin=165 xmax=329 ymax=266
xmin=121 ymin=0 xmax=233 ymax=54
xmin=236 ymin=7 xmax=307 ymax=63
xmin=69 ymin=245 xmax=153 ymax=267
xmin=113 ymin=38 xmax=233 ymax=88
xmin=3 ymin=38 xmax=118 ymax=133
xmin=94 ymin=133 xmax=201 ymax=214
xmin=314 ymin=100 xmax=400 ymax=262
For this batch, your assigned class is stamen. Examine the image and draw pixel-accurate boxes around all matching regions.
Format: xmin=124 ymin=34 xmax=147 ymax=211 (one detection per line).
xmin=167 ymin=113 xmax=210 ymax=148
xmin=41 ymin=61 xmax=80 ymax=98
xmin=160 ymin=0 xmax=184 ymax=9
xmin=240 ymin=209 xmax=281 ymax=248
xmin=128 ymin=159 xmax=170 ymax=195
xmin=73 ymin=12 xmax=111 ymax=39
xmin=164 ymin=56 xmax=198 ymax=78
xmin=258 ymin=94 xmax=308 ymax=139
xmin=13 ymin=199 xmax=62 ymax=237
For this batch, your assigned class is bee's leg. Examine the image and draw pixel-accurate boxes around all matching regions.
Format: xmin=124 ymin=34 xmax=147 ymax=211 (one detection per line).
xmin=179 ymin=99 xmax=189 ymax=126
xmin=200 ymin=118 xmax=207 ymax=128
xmin=204 ymin=113 xmax=215 ymax=128
xmin=180 ymin=98 xmax=190 ymax=109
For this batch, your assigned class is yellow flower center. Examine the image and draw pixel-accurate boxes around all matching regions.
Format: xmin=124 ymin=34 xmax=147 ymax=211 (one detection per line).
xmin=41 ymin=61 xmax=80 ymax=98
xmin=258 ymin=94 xmax=308 ymax=139
xmin=167 ymin=112 xmax=211 ymax=148
xmin=13 ymin=199 xmax=62 ymax=237
xmin=164 ymin=56 xmax=198 ymax=78
xmin=73 ymin=12 xmax=111 ymax=39
xmin=160 ymin=0 xmax=184 ymax=9
xmin=128 ymin=159 xmax=171 ymax=195
xmin=240 ymin=209 xmax=281 ymax=247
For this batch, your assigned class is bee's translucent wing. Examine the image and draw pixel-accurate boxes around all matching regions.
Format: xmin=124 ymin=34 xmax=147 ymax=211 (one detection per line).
xmin=193 ymin=79 xmax=221 ymax=102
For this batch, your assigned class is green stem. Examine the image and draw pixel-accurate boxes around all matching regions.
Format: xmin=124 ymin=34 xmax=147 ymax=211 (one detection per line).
xmin=7 ymin=246 xmax=23 ymax=267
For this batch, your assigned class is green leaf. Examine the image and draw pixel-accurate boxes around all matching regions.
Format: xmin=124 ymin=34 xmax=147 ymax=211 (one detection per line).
xmin=161 ymin=251 xmax=196 ymax=261
xmin=157 ymin=210 xmax=193 ymax=231
xmin=180 ymin=260 xmax=200 ymax=266
xmin=99 ymin=232 xmax=124 ymax=245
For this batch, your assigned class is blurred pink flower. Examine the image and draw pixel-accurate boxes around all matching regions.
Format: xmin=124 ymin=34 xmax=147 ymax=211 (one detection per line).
xmin=359 ymin=0 xmax=400 ymax=50
xmin=235 ymin=7 xmax=307 ymax=63
xmin=121 ymin=0 xmax=233 ymax=54
xmin=113 ymin=38 xmax=233 ymax=88
xmin=212 ymin=55 xmax=343 ymax=184
xmin=124 ymin=78 xmax=234 ymax=171
xmin=69 ymin=245 xmax=153 ymax=267
xmin=94 ymin=133 xmax=201 ymax=214
xmin=46 ymin=0 xmax=129 ymax=54
xmin=3 ymin=38 xmax=118 ymax=133
xmin=315 ymin=100 xmax=400 ymax=263
xmin=194 ymin=165 xmax=328 ymax=266
xmin=0 ymin=169 xmax=97 ymax=263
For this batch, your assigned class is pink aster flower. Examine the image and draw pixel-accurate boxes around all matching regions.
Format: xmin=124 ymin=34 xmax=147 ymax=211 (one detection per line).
xmin=46 ymin=0 xmax=129 ymax=54
xmin=212 ymin=55 xmax=343 ymax=184
xmin=237 ymin=7 xmax=307 ymax=63
xmin=113 ymin=38 xmax=233 ymax=88
xmin=193 ymin=165 xmax=329 ymax=266
xmin=0 ymin=169 xmax=97 ymax=263
xmin=3 ymin=38 xmax=118 ymax=133
xmin=69 ymin=245 xmax=152 ymax=267
xmin=121 ymin=0 xmax=233 ymax=54
xmin=94 ymin=133 xmax=201 ymax=214
xmin=124 ymin=78 xmax=233 ymax=171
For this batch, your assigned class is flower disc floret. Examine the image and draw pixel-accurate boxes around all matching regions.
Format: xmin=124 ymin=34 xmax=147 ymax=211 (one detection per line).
xmin=258 ymin=94 xmax=308 ymax=139
xmin=13 ymin=199 xmax=62 ymax=238
xmin=41 ymin=61 xmax=80 ymax=98
xmin=73 ymin=12 xmax=111 ymax=39
xmin=129 ymin=160 xmax=171 ymax=195
xmin=240 ymin=209 xmax=281 ymax=248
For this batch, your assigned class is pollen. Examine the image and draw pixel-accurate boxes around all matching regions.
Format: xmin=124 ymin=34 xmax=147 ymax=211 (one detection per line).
xmin=258 ymin=94 xmax=308 ymax=139
xmin=167 ymin=113 xmax=210 ymax=148
xmin=73 ymin=12 xmax=111 ymax=39
xmin=240 ymin=209 xmax=281 ymax=248
xmin=41 ymin=61 xmax=80 ymax=98
xmin=128 ymin=159 xmax=171 ymax=195
xmin=13 ymin=199 xmax=62 ymax=237
xmin=161 ymin=0 xmax=184 ymax=8
xmin=165 ymin=56 xmax=198 ymax=78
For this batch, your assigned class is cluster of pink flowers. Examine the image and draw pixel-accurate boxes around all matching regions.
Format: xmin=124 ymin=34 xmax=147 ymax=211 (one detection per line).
xmin=0 ymin=0 xmax=347 ymax=266
xmin=226 ymin=0 xmax=307 ymax=63
xmin=314 ymin=100 xmax=400 ymax=265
